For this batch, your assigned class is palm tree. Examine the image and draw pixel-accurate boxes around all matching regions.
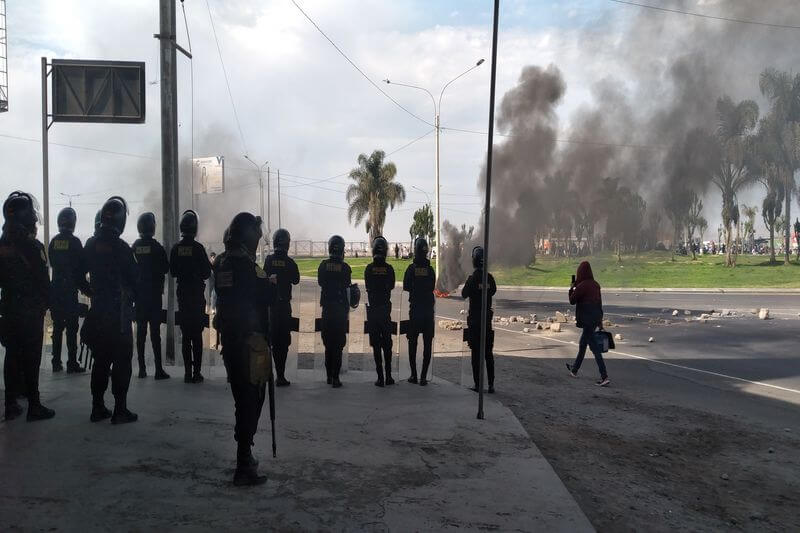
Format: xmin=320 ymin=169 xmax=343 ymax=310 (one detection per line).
xmin=346 ymin=150 xmax=406 ymax=241
xmin=759 ymin=68 xmax=800 ymax=264
xmin=686 ymin=192 xmax=704 ymax=260
xmin=711 ymin=96 xmax=759 ymax=267
xmin=751 ymin=113 xmax=785 ymax=263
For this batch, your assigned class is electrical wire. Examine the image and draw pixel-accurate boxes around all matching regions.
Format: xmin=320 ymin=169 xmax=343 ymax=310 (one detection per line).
xmin=440 ymin=126 xmax=666 ymax=151
xmin=206 ymin=0 xmax=249 ymax=156
xmin=608 ymin=0 xmax=800 ymax=30
xmin=0 ymin=133 xmax=159 ymax=159
xmin=289 ymin=0 xmax=434 ymax=127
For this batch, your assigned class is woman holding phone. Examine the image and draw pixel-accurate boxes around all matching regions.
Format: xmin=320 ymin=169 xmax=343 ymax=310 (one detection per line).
xmin=566 ymin=261 xmax=610 ymax=386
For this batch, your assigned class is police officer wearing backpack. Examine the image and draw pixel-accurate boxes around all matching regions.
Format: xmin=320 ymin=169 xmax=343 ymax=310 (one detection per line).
xmin=364 ymin=236 xmax=395 ymax=387
xmin=402 ymin=237 xmax=435 ymax=385
xmin=215 ymin=212 xmax=274 ymax=486
xmin=170 ymin=210 xmax=211 ymax=383
xmin=462 ymin=246 xmax=497 ymax=393
xmin=49 ymin=207 xmax=89 ymax=374
xmin=1 ymin=192 xmax=55 ymax=422
xmin=317 ymin=235 xmax=358 ymax=388
xmin=132 ymin=212 xmax=170 ymax=380
xmin=263 ymin=228 xmax=299 ymax=387
xmin=83 ymin=196 xmax=138 ymax=424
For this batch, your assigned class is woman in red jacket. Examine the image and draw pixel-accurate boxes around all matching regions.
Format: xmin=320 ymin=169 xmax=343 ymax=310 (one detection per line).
xmin=566 ymin=261 xmax=610 ymax=386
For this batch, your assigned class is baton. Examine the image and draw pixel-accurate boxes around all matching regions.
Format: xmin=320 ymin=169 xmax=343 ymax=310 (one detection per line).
xmin=268 ymin=374 xmax=276 ymax=458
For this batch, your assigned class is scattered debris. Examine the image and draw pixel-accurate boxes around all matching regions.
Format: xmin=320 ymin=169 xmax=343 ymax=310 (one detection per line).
xmin=768 ymin=448 xmax=775 ymax=454
xmin=684 ymin=310 xmax=692 ymax=315
xmin=603 ymin=319 xmax=615 ymax=327
xmin=672 ymin=310 xmax=679 ymax=316
xmin=530 ymin=313 xmax=537 ymax=322
xmin=720 ymin=473 xmax=730 ymax=481
xmin=536 ymin=323 xmax=545 ymax=330
xmin=523 ymin=317 xmax=532 ymax=324
xmin=614 ymin=333 xmax=623 ymax=341
xmin=751 ymin=308 xmax=759 ymax=315
xmin=758 ymin=308 xmax=770 ymax=320
xmin=550 ymin=322 xmax=562 ymax=332
xmin=459 ymin=309 xmax=465 ymax=315
xmin=648 ymin=318 xmax=671 ymax=326
xmin=438 ymin=320 xmax=464 ymax=331
xmin=510 ymin=316 xmax=518 ymax=323
xmin=555 ymin=311 xmax=567 ymax=323
xmin=648 ymin=337 xmax=655 ymax=343
xmin=699 ymin=313 xmax=711 ymax=320
xmin=523 ymin=327 xmax=531 ymax=333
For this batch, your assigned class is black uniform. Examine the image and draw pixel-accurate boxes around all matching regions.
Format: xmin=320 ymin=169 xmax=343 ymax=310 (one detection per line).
xmin=215 ymin=246 xmax=271 ymax=459
xmin=170 ymin=237 xmax=211 ymax=381
xmin=403 ymin=257 xmax=436 ymax=382
xmin=365 ymin=259 xmax=395 ymax=383
xmin=263 ymin=251 xmax=299 ymax=385
xmin=48 ymin=231 xmax=87 ymax=371
xmin=132 ymin=236 xmax=170 ymax=377
xmin=0 ymin=232 xmax=50 ymax=415
xmin=317 ymin=258 xmax=352 ymax=385
xmin=83 ymin=227 xmax=138 ymax=415
xmin=462 ymin=269 xmax=497 ymax=390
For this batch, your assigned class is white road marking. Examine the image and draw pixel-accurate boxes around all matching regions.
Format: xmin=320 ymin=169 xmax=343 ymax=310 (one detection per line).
xmin=437 ymin=314 xmax=800 ymax=396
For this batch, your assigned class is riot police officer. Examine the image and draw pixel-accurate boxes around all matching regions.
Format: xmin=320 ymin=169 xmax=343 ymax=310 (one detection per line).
xmin=462 ymin=246 xmax=497 ymax=393
xmin=364 ymin=236 xmax=395 ymax=387
xmin=317 ymin=235 xmax=355 ymax=388
xmin=402 ymin=237 xmax=436 ymax=386
xmin=48 ymin=207 xmax=88 ymax=373
xmin=170 ymin=210 xmax=211 ymax=383
xmin=263 ymin=228 xmax=300 ymax=387
xmin=0 ymin=192 xmax=55 ymax=421
xmin=215 ymin=212 xmax=273 ymax=486
xmin=132 ymin=212 xmax=170 ymax=380
xmin=82 ymin=196 xmax=138 ymax=424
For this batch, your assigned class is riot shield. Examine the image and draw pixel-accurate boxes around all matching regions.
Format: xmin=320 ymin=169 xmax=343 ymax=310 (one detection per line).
xmin=296 ymin=279 xmax=318 ymax=382
xmin=348 ymin=299 xmax=367 ymax=374
xmin=312 ymin=282 xmax=328 ymax=381
xmin=395 ymin=287 xmax=411 ymax=381
xmin=272 ymin=282 xmax=301 ymax=384
xmin=460 ymin=299 xmax=473 ymax=388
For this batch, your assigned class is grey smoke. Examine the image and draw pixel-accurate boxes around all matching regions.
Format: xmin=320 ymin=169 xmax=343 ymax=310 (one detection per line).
xmin=437 ymin=0 xmax=800 ymax=289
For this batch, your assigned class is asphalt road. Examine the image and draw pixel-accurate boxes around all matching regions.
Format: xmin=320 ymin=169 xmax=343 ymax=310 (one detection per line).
xmin=431 ymin=287 xmax=800 ymax=429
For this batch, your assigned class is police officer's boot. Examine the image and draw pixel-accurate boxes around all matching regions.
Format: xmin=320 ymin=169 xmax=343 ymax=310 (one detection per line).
xmin=111 ymin=396 xmax=138 ymax=425
xmin=26 ymin=393 xmax=56 ymax=422
xmin=52 ymin=360 xmax=64 ymax=373
xmin=4 ymin=395 xmax=23 ymax=421
xmin=420 ymin=358 xmax=431 ymax=387
xmin=90 ymin=397 xmax=112 ymax=422
xmin=275 ymin=350 xmax=290 ymax=387
xmin=234 ymin=443 xmax=267 ymax=486
xmin=384 ymin=350 xmax=395 ymax=385
xmin=66 ymin=360 xmax=86 ymax=374
xmin=373 ymin=350 xmax=384 ymax=387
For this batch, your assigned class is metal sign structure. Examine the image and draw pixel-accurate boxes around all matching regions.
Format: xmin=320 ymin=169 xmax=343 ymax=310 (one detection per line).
xmin=193 ymin=156 xmax=225 ymax=194
xmin=51 ymin=59 xmax=145 ymax=123
xmin=0 ymin=0 xmax=8 ymax=113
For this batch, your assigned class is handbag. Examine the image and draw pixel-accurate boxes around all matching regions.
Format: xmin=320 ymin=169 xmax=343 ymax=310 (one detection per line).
xmin=593 ymin=329 xmax=614 ymax=353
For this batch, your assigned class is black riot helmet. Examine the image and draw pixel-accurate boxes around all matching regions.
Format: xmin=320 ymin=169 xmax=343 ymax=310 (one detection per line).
xmin=137 ymin=212 xmax=156 ymax=238
xmin=227 ymin=212 xmax=263 ymax=256
xmin=472 ymin=246 xmax=484 ymax=269
xmin=328 ymin=234 xmax=345 ymax=261
xmin=414 ymin=237 xmax=429 ymax=260
xmin=372 ymin=236 xmax=388 ymax=261
xmin=272 ymin=228 xmax=291 ymax=253
xmin=179 ymin=209 xmax=199 ymax=239
xmin=57 ymin=207 xmax=77 ymax=234
xmin=99 ymin=196 xmax=128 ymax=236
xmin=2 ymin=191 xmax=40 ymax=234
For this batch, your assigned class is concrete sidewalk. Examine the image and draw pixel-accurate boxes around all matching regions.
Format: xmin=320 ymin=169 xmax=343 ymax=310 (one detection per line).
xmin=1 ymin=368 xmax=592 ymax=532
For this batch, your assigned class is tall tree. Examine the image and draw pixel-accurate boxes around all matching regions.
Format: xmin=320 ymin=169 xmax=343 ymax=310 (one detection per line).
xmin=752 ymin=113 xmax=786 ymax=263
xmin=759 ymin=68 xmax=800 ymax=265
xmin=409 ymin=203 xmax=434 ymax=245
xmin=712 ymin=96 xmax=759 ymax=267
xmin=740 ymin=204 xmax=757 ymax=251
xmin=346 ymin=150 xmax=406 ymax=241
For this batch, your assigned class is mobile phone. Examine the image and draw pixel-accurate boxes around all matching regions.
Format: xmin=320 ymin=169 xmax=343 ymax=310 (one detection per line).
xmin=571 ymin=274 xmax=576 ymax=284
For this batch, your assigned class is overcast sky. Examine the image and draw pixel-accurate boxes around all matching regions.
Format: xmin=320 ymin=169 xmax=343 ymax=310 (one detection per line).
xmin=0 ymin=0 xmax=795 ymax=247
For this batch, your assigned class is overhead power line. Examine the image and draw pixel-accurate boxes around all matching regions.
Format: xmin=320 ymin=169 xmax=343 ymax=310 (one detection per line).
xmin=440 ymin=126 xmax=665 ymax=150
xmin=206 ymin=0 xmax=249 ymax=155
xmin=289 ymin=0 xmax=434 ymax=127
xmin=608 ymin=0 xmax=800 ymax=30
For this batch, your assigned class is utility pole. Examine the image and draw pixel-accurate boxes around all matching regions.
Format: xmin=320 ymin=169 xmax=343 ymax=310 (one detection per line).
xmin=277 ymin=169 xmax=281 ymax=229
xmin=41 ymin=57 xmax=49 ymax=250
xmin=158 ymin=0 xmax=179 ymax=364
xmin=267 ymin=167 xmax=272 ymax=241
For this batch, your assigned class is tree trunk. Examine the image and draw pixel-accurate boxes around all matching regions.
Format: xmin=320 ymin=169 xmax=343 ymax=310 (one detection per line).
xmin=769 ymin=224 xmax=776 ymax=263
xmin=616 ymin=239 xmax=621 ymax=262
xmin=725 ymin=221 xmax=734 ymax=267
xmin=785 ymin=170 xmax=792 ymax=265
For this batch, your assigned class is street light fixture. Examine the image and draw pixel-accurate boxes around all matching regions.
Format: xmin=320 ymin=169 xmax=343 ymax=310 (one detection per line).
xmin=384 ymin=58 xmax=485 ymax=287
xmin=59 ymin=192 xmax=80 ymax=208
